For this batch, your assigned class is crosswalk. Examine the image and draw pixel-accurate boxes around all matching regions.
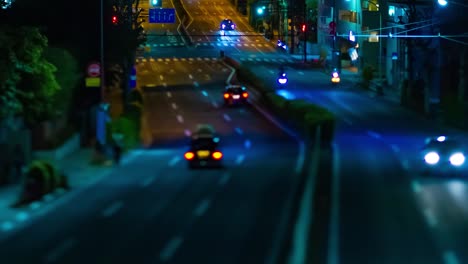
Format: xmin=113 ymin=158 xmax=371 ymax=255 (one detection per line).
xmin=135 ymin=56 xmax=295 ymax=63
xmin=143 ymin=42 xmax=274 ymax=48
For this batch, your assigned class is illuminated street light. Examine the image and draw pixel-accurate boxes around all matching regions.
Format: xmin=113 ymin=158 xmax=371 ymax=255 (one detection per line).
xmin=257 ymin=6 xmax=265 ymax=15
xmin=437 ymin=0 xmax=448 ymax=6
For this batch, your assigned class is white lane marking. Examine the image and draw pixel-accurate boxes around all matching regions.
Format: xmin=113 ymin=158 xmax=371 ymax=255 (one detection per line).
xmin=269 ymin=70 xmax=275 ymax=74
xmin=101 ymin=201 xmax=124 ymax=218
xmin=184 ymin=129 xmax=191 ymax=137
xmin=171 ymin=103 xmax=177 ymax=110
xmin=189 ymin=74 xmax=193 ymax=79
xmin=201 ymin=90 xmax=208 ymax=97
xmin=160 ymin=236 xmax=184 ymax=262
xmin=218 ymin=172 xmax=231 ymax=186
xmin=289 ymin=130 xmax=321 ymax=264
xmin=298 ymin=71 xmax=304 ymax=75
xmin=235 ymin=127 xmax=243 ymax=135
xmin=176 ymin=115 xmax=184 ymax=123
xmin=401 ymin=159 xmax=410 ymax=170
xmin=44 ymin=237 xmax=77 ymax=263
xmin=168 ymin=156 xmax=181 ymax=166
xmin=423 ymin=208 xmax=438 ymax=228
xmin=212 ymin=101 xmax=219 ymax=108
xmin=327 ymin=143 xmax=341 ymax=264
xmin=244 ymin=140 xmax=251 ymax=149
xmin=411 ymin=180 xmax=422 ymax=194
xmin=223 ymin=114 xmax=231 ymax=122
xmin=235 ymin=154 xmax=245 ymax=164
xmin=1 ymin=221 xmax=14 ymax=232
xmin=367 ymin=130 xmax=381 ymax=139
xmin=166 ymin=91 xmax=172 ymax=98
xmin=193 ymin=199 xmax=211 ymax=217
xmin=141 ymin=176 xmax=157 ymax=187
xmin=443 ymin=250 xmax=460 ymax=264
xmin=391 ymin=144 xmax=400 ymax=153
xmin=163 ymin=83 xmax=167 ymax=87
xmin=193 ymin=81 xmax=199 ymax=87
xmin=159 ymin=75 xmax=164 ymax=81
xmin=343 ymin=118 xmax=353 ymax=125
xmin=15 ymin=212 xmax=29 ymax=222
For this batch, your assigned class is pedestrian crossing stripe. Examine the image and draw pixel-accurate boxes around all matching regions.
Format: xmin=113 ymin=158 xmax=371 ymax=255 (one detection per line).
xmin=141 ymin=42 xmax=274 ymax=48
xmin=135 ymin=57 xmax=294 ymax=63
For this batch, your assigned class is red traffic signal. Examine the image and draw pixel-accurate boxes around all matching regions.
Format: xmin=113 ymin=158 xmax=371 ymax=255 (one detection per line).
xmin=112 ymin=15 xmax=118 ymax=25
xmin=301 ymin=24 xmax=306 ymax=32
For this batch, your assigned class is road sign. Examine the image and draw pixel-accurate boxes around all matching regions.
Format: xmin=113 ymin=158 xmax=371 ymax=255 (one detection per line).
xmin=87 ymin=63 xmax=101 ymax=77
xmin=149 ymin=8 xmax=176 ymax=23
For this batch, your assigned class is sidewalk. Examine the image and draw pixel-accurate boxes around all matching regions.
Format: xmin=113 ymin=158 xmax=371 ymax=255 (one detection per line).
xmin=0 ymin=147 xmax=140 ymax=235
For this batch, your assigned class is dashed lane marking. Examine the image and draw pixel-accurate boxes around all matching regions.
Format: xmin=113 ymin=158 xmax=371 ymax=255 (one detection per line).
xmin=367 ymin=130 xmax=381 ymax=139
xmin=160 ymin=236 xmax=184 ymax=262
xmin=223 ymin=114 xmax=231 ymax=121
xmin=411 ymin=180 xmax=422 ymax=194
xmin=423 ymin=208 xmax=438 ymax=228
xmin=443 ymin=250 xmax=460 ymax=264
xmin=44 ymin=237 xmax=77 ymax=264
xmin=159 ymin=75 xmax=164 ymax=81
xmin=166 ymin=91 xmax=172 ymax=98
xmin=141 ymin=176 xmax=157 ymax=187
xmin=193 ymin=81 xmax=199 ymax=87
xmin=193 ymin=199 xmax=211 ymax=217
xmin=184 ymin=129 xmax=191 ymax=137
xmin=244 ymin=140 xmax=251 ymax=149
xmin=218 ymin=172 xmax=231 ymax=186
xmin=235 ymin=154 xmax=245 ymax=164
xmin=168 ymin=156 xmax=181 ymax=166
xmin=171 ymin=103 xmax=177 ymax=110
xmin=235 ymin=127 xmax=243 ymax=135
xmin=101 ymin=201 xmax=124 ymax=218
xmin=189 ymin=74 xmax=193 ymax=79
xmin=176 ymin=115 xmax=184 ymax=123
xmin=391 ymin=144 xmax=400 ymax=153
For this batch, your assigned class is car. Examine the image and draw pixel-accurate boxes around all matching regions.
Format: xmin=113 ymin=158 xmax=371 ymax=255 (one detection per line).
xmin=184 ymin=124 xmax=223 ymax=169
xmin=421 ymin=135 xmax=466 ymax=176
xmin=220 ymin=19 xmax=236 ymax=30
xmin=223 ymin=85 xmax=249 ymax=106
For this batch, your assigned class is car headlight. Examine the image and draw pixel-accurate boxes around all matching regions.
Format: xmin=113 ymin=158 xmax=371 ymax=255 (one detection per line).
xmin=424 ymin=151 xmax=440 ymax=165
xmin=449 ymin=152 xmax=465 ymax=166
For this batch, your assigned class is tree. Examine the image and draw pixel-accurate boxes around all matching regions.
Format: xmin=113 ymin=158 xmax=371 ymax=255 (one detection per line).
xmin=0 ymin=25 xmax=60 ymax=126
xmin=43 ymin=47 xmax=81 ymax=118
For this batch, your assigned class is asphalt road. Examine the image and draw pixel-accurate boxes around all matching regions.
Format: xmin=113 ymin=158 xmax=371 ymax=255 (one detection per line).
xmin=240 ymin=61 xmax=468 ymax=264
xmin=0 ymin=58 xmax=301 ymax=264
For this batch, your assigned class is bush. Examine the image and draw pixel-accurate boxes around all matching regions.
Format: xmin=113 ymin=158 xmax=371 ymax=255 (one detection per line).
xmin=441 ymin=93 xmax=466 ymax=128
xmin=109 ymin=115 xmax=140 ymax=150
xmin=265 ymin=92 xmax=289 ymax=111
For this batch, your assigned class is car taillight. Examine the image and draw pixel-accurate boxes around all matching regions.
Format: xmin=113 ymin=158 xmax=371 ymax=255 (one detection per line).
xmin=242 ymin=92 xmax=248 ymax=98
xmin=224 ymin=93 xmax=230 ymax=99
xmin=212 ymin=151 xmax=223 ymax=160
xmin=184 ymin=152 xmax=194 ymax=160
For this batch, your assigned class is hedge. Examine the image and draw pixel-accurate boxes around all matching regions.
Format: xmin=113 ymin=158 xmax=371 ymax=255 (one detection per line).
xmin=17 ymin=160 xmax=69 ymax=205
xmin=233 ymin=62 xmax=336 ymax=145
xmin=108 ymin=103 xmax=142 ymax=150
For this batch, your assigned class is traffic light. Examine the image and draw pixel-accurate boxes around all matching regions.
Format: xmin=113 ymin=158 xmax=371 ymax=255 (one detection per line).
xmin=301 ymin=24 xmax=306 ymax=32
xmin=150 ymin=0 xmax=162 ymax=7
xmin=112 ymin=15 xmax=118 ymax=25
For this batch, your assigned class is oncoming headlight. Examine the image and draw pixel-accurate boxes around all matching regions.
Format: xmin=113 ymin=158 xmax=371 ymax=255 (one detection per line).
xmin=424 ymin=152 xmax=440 ymax=165
xmin=449 ymin=152 xmax=465 ymax=166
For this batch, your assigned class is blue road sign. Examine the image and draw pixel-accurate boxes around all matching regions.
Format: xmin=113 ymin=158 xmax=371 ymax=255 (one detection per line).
xmin=149 ymin=8 xmax=176 ymax=23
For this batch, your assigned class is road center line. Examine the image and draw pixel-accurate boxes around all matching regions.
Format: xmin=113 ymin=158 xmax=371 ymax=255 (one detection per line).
xmin=193 ymin=81 xmax=199 ymax=87
xmin=159 ymin=236 xmax=184 ymax=262
xmin=212 ymin=101 xmax=219 ymax=108
xmin=184 ymin=129 xmax=191 ymax=137
xmin=166 ymin=91 xmax=172 ymax=98
xmin=443 ymin=250 xmax=460 ymax=264
xmin=298 ymin=71 xmax=304 ymax=75
xmin=44 ymin=237 xmax=77 ymax=263
xmin=168 ymin=156 xmax=181 ymax=166
xmin=176 ymin=115 xmax=184 ymax=123
xmin=390 ymin=144 xmax=400 ymax=152
xmin=244 ymin=139 xmax=251 ymax=149
xmin=101 ymin=201 xmax=124 ymax=218
xmin=193 ymin=199 xmax=211 ymax=217
xmin=218 ymin=172 xmax=231 ymax=186
xmin=1 ymin=221 xmax=14 ymax=232
xmin=235 ymin=127 xmax=243 ymax=135
xmin=201 ymin=90 xmax=208 ymax=97
xmin=188 ymin=74 xmax=193 ymax=79
xmin=171 ymin=103 xmax=177 ymax=110
xmin=159 ymin=75 xmax=164 ymax=81
xmin=327 ymin=143 xmax=341 ymax=264
xmin=223 ymin=114 xmax=231 ymax=121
